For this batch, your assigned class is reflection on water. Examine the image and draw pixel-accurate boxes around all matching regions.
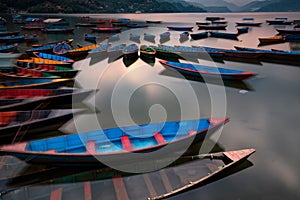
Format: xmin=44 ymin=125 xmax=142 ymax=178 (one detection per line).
xmin=0 ymin=12 xmax=300 ymax=199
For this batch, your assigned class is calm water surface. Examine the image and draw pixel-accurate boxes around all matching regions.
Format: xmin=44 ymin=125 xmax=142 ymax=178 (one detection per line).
xmin=1 ymin=12 xmax=300 ymax=199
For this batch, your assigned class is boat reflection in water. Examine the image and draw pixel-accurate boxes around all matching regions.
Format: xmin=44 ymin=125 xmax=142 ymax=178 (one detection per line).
xmin=1 ymin=147 xmax=255 ymax=200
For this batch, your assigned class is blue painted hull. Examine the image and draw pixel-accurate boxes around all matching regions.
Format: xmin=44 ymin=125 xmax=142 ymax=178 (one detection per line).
xmin=0 ymin=118 xmax=228 ymax=166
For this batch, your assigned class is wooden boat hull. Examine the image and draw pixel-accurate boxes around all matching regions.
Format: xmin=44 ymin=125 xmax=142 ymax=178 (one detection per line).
xmin=209 ymin=32 xmax=239 ymax=40
xmin=198 ymin=25 xmax=227 ymax=30
xmin=0 ymin=89 xmax=93 ymax=111
xmin=91 ymin=27 xmax=121 ymax=33
xmin=0 ymin=44 xmax=18 ymax=53
xmin=167 ymin=26 xmax=193 ymax=31
xmin=276 ymin=29 xmax=300 ymax=35
xmin=190 ymin=32 xmax=208 ymax=40
xmin=0 ymin=109 xmax=81 ymax=141
xmin=0 ymin=78 xmax=74 ymax=89
xmin=236 ymin=22 xmax=262 ymax=26
xmin=42 ymin=28 xmax=74 ymax=34
xmin=258 ymin=36 xmax=284 ymax=44
xmin=0 ymin=118 xmax=229 ymax=166
xmin=160 ymin=60 xmax=256 ymax=80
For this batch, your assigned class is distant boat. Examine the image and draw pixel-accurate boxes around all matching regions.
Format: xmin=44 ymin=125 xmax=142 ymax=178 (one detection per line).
xmin=209 ymin=31 xmax=239 ymax=40
xmin=0 ymin=109 xmax=81 ymax=140
xmin=190 ymin=32 xmax=208 ymax=40
xmin=42 ymin=28 xmax=74 ymax=34
xmin=160 ymin=32 xmax=170 ymax=39
xmin=0 ymin=117 xmax=229 ymax=166
xmin=84 ymin=33 xmax=96 ymax=43
xmin=0 ymin=35 xmax=25 ymax=43
xmin=266 ymin=18 xmax=293 ymax=25
xmin=159 ymin=60 xmax=256 ymax=80
xmin=211 ymin=20 xmax=228 ymax=25
xmin=26 ymin=44 xmax=57 ymax=56
xmin=0 ymin=43 xmax=18 ymax=53
xmin=196 ymin=21 xmax=211 ymax=25
xmin=258 ymin=35 xmax=284 ymax=44
xmin=167 ymin=26 xmax=193 ymax=31
xmin=75 ymin=23 xmax=96 ymax=27
xmin=127 ymin=23 xmax=148 ymax=28
xmin=205 ymin=17 xmax=225 ymax=21
xmin=32 ymin=38 xmax=73 ymax=48
xmin=236 ymin=18 xmax=262 ymax=27
xmin=180 ymin=31 xmax=190 ymax=38
xmin=91 ymin=27 xmax=122 ymax=33
xmin=146 ymin=20 xmax=162 ymax=23
xmin=198 ymin=24 xmax=227 ymax=30
xmin=0 ymin=88 xmax=93 ymax=111
xmin=237 ymin=27 xmax=249 ymax=34
xmin=122 ymin=43 xmax=139 ymax=60
xmin=276 ymin=29 xmax=300 ymax=35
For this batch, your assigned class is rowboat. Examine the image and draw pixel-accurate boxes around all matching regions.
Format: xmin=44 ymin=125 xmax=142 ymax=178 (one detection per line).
xmin=233 ymin=46 xmax=300 ymax=61
xmin=0 ymin=109 xmax=81 ymax=140
xmin=0 ymin=43 xmax=18 ymax=53
xmin=0 ymin=35 xmax=25 ymax=43
xmin=32 ymin=38 xmax=73 ymax=48
xmin=160 ymin=60 xmax=256 ymax=80
xmin=17 ymin=57 xmax=72 ymax=68
xmin=161 ymin=45 xmax=224 ymax=58
xmin=33 ymin=52 xmax=74 ymax=63
xmin=150 ymin=45 xmax=181 ymax=60
xmin=140 ymin=45 xmax=156 ymax=64
xmin=236 ymin=22 xmax=262 ymax=26
xmin=237 ymin=27 xmax=249 ymax=34
xmin=276 ymin=29 xmax=300 ymax=35
xmin=258 ymin=35 xmax=284 ymax=44
xmin=0 ymin=78 xmax=73 ymax=89
xmin=146 ymin=20 xmax=162 ymax=23
xmin=53 ymin=43 xmax=72 ymax=55
xmin=0 ymin=88 xmax=93 ymax=111
xmin=122 ymin=43 xmax=139 ymax=60
xmin=284 ymin=34 xmax=300 ymax=41
xmin=0 ymin=68 xmax=60 ymax=79
xmin=266 ymin=18 xmax=293 ymax=25
xmin=91 ymin=27 xmax=122 ymax=33
xmin=84 ymin=33 xmax=96 ymax=43
xmin=196 ymin=21 xmax=211 ymax=25
xmin=20 ymin=25 xmax=45 ymax=30
xmin=180 ymin=32 xmax=189 ymax=38
xmin=209 ymin=31 xmax=239 ymax=40
xmin=75 ymin=23 xmax=96 ymax=27
xmin=0 ymin=148 xmax=255 ymax=199
xmin=89 ymin=43 xmax=112 ymax=54
xmin=62 ymin=44 xmax=99 ymax=61
xmin=167 ymin=26 xmax=193 ymax=31
xmin=190 ymin=32 xmax=208 ymax=40
xmin=0 ymin=31 xmax=20 ymax=37
xmin=26 ymin=44 xmax=57 ymax=56
xmin=0 ymin=117 xmax=229 ymax=166
xmin=198 ymin=24 xmax=227 ymax=30
xmin=211 ymin=20 xmax=228 ymax=25
xmin=16 ymin=65 xmax=79 ymax=78
xmin=206 ymin=17 xmax=225 ymax=21
xmin=127 ymin=23 xmax=148 ymax=28
xmin=12 ymin=14 xmax=24 ymax=24
xmin=42 ymin=28 xmax=74 ymax=34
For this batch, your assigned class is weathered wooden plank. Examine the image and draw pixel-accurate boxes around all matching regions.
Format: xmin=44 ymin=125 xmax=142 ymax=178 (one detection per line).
xmin=159 ymin=170 xmax=173 ymax=193
xmin=206 ymin=163 xmax=219 ymax=173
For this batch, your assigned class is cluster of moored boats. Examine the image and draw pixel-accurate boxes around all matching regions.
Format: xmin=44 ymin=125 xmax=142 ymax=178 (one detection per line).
xmin=2 ymin=13 xmax=299 ymax=199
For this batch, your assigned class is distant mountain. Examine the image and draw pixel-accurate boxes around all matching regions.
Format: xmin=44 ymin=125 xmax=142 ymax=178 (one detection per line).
xmin=185 ymin=0 xmax=240 ymax=11
xmin=257 ymin=0 xmax=300 ymax=12
xmin=204 ymin=7 xmax=231 ymax=13
xmin=0 ymin=0 xmax=206 ymax=13
xmin=240 ymin=0 xmax=277 ymax=12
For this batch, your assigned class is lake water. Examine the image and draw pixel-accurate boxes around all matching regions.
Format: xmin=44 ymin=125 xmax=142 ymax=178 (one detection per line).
xmin=1 ymin=12 xmax=300 ymax=199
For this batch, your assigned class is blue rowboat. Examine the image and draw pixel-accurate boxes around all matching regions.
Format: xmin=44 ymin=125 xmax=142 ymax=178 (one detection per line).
xmin=0 ymin=43 xmax=18 ymax=53
xmin=26 ymin=44 xmax=57 ymax=56
xmin=209 ymin=31 xmax=239 ymax=40
xmin=0 ymin=35 xmax=25 ymax=43
xmin=159 ymin=60 xmax=256 ymax=80
xmin=53 ymin=43 xmax=72 ymax=55
xmin=284 ymin=34 xmax=300 ymax=41
xmin=167 ymin=26 xmax=193 ymax=31
xmin=0 ymin=78 xmax=74 ymax=89
xmin=190 ymin=32 xmax=208 ymax=40
xmin=122 ymin=43 xmax=139 ymax=60
xmin=33 ymin=52 xmax=74 ymax=63
xmin=84 ymin=33 xmax=96 ymax=43
xmin=0 ymin=118 xmax=229 ymax=166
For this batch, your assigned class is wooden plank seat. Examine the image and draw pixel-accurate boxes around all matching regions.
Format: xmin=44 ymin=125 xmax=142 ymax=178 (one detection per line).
xmin=50 ymin=188 xmax=62 ymax=200
xmin=86 ymin=140 xmax=96 ymax=154
xmin=153 ymin=132 xmax=166 ymax=145
xmin=120 ymin=135 xmax=133 ymax=151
